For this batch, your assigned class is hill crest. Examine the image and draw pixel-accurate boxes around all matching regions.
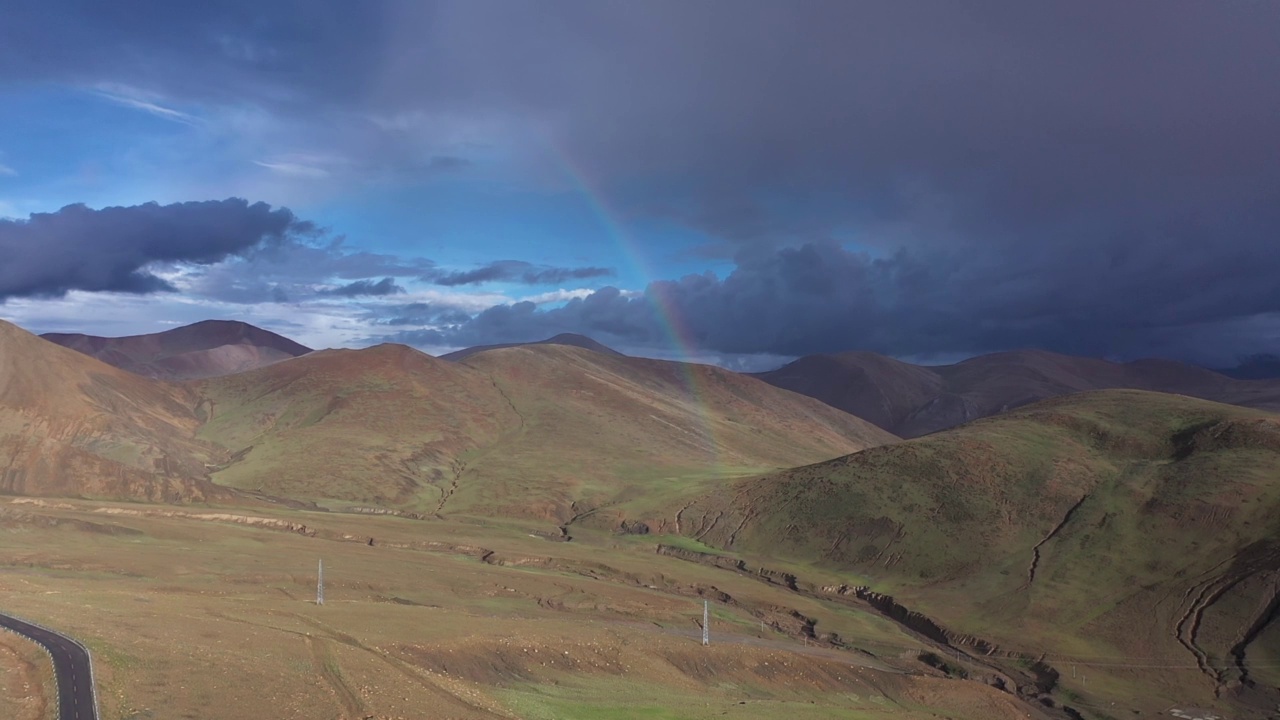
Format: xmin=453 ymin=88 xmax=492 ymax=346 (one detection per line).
xmin=758 ymin=347 xmax=1280 ymax=437
xmin=40 ymin=319 xmax=312 ymax=380
xmin=439 ymin=333 xmax=621 ymax=361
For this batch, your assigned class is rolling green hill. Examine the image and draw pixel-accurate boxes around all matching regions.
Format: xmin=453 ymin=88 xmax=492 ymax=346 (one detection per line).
xmin=194 ymin=342 xmax=896 ymax=520
xmin=661 ymin=390 xmax=1280 ymax=715
xmin=194 ymin=342 xmax=519 ymax=508
xmin=454 ymin=344 xmax=898 ymax=520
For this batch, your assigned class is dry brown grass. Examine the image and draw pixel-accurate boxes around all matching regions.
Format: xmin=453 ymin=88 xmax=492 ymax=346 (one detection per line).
xmin=0 ymin=497 xmax=1033 ymax=720
xmin=0 ymin=629 xmax=54 ymax=720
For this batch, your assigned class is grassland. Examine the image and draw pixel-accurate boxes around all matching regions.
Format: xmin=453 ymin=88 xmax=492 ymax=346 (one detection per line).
xmin=663 ymin=390 xmax=1280 ymax=718
xmin=9 ymin=320 xmax=1280 ymax=717
xmin=0 ymin=497 xmax=1044 ymax=720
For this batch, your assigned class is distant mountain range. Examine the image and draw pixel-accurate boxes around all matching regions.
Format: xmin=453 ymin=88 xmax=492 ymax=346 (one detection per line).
xmin=35 ymin=320 xmax=1280 ymax=440
xmin=41 ymin=319 xmax=311 ymax=380
xmin=1217 ymin=353 xmax=1280 ymax=380
xmin=1 ymin=319 xmax=890 ymax=516
xmin=439 ymin=332 xmax=622 ymax=361
xmin=754 ymin=348 xmax=1280 ymax=437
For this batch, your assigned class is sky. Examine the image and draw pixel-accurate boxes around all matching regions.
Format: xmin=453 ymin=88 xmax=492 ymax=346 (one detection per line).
xmin=1 ymin=1 xmax=1278 ymax=370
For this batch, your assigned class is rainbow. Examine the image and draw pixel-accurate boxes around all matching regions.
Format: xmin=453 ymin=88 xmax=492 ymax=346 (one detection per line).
xmin=547 ymin=142 xmax=728 ymax=472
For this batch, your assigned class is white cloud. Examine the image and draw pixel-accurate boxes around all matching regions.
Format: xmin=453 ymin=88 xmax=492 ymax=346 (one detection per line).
xmin=520 ymin=288 xmax=596 ymax=304
xmin=388 ymin=287 xmax=510 ymax=314
xmin=0 ymin=290 xmax=368 ymax=350
xmin=92 ymin=83 xmax=200 ymax=125
xmin=253 ymin=161 xmax=332 ymax=179
xmin=0 ymin=164 xmax=16 ymax=177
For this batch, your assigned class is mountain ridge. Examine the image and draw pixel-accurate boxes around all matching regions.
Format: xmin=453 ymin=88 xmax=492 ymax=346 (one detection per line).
xmin=440 ymin=332 xmax=622 ymax=361
xmin=41 ymin=319 xmax=312 ymax=380
xmin=757 ymin=347 xmax=1280 ymax=437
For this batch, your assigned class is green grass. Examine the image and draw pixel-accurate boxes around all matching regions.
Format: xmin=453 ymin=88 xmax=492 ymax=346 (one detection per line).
xmin=498 ymin=678 xmax=925 ymax=720
xmin=5 ymin=496 xmax=1003 ymax=720
xmin=662 ymin=390 xmax=1280 ymax=718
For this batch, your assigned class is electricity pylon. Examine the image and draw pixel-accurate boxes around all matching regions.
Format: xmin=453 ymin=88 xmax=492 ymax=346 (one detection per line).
xmin=702 ymin=600 xmax=709 ymax=646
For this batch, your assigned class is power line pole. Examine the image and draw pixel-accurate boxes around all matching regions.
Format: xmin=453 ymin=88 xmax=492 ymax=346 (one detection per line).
xmin=702 ymin=600 xmax=710 ymax=646
xmin=317 ymin=559 xmax=325 ymax=606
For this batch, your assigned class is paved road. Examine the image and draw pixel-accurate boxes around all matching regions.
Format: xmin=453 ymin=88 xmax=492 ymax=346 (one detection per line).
xmin=0 ymin=612 xmax=98 ymax=720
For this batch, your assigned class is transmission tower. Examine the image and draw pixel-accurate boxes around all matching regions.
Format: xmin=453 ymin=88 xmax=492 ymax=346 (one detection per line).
xmin=317 ymin=559 xmax=325 ymax=606
xmin=702 ymin=600 xmax=709 ymax=646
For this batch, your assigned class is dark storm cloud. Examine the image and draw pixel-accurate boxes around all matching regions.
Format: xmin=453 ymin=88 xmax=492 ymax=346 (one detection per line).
xmin=411 ymin=237 xmax=1280 ymax=366
xmin=320 ymin=277 xmax=405 ymax=297
xmin=387 ymin=286 xmax=649 ymax=349
xmin=427 ymin=260 xmax=614 ymax=287
xmin=372 ymin=302 xmax=473 ymax=327
xmin=179 ymin=237 xmax=437 ymax=304
xmin=5 ymin=2 xmax=1280 ymax=360
xmin=0 ymin=199 xmax=308 ymax=301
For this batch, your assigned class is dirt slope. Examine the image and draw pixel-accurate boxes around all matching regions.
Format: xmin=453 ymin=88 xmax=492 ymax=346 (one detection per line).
xmin=42 ymin=319 xmax=312 ymax=380
xmin=660 ymin=389 xmax=1280 ymax=715
xmin=757 ymin=348 xmax=1280 ymax=436
xmin=0 ymin=320 xmax=226 ymax=501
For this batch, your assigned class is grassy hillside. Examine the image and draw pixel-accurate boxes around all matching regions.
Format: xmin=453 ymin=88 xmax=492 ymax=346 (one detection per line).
xmin=0 ymin=496 xmax=1047 ymax=720
xmin=454 ymin=345 xmax=898 ymax=521
xmin=192 ymin=343 xmax=896 ymax=520
xmin=195 ymin=343 xmax=519 ymax=508
xmin=0 ymin=320 xmax=226 ymax=501
xmin=665 ymin=390 xmax=1280 ymax=715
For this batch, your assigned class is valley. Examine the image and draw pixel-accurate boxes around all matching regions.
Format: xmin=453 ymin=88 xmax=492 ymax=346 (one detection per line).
xmin=3 ymin=319 xmax=1279 ymax=719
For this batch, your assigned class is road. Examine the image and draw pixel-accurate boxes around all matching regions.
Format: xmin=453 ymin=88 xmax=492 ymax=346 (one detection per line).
xmin=0 ymin=612 xmax=98 ymax=720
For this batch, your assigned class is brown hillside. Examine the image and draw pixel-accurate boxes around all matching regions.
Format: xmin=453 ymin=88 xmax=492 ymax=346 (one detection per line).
xmin=0 ymin=320 xmax=226 ymax=501
xmin=455 ymin=344 xmax=898 ymax=520
xmin=42 ymin=319 xmax=312 ymax=380
xmin=192 ymin=341 xmax=896 ymax=520
xmin=193 ymin=343 xmax=519 ymax=507
xmin=758 ymin=348 xmax=1280 ymax=437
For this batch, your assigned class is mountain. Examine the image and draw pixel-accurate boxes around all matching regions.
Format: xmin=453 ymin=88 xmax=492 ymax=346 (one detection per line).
xmin=1219 ymin=353 xmax=1280 ymax=380
xmin=41 ymin=319 xmax=312 ymax=380
xmin=0 ymin=320 xmax=227 ymax=501
xmin=662 ymin=390 xmax=1280 ymax=714
xmin=439 ymin=333 xmax=622 ymax=362
xmin=193 ymin=342 xmax=895 ymax=520
xmin=452 ymin=344 xmax=898 ymax=520
xmin=6 ymin=318 xmax=893 ymax=513
xmin=193 ymin=343 xmax=519 ymax=508
xmin=757 ymin=348 xmax=1280 ymax=437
